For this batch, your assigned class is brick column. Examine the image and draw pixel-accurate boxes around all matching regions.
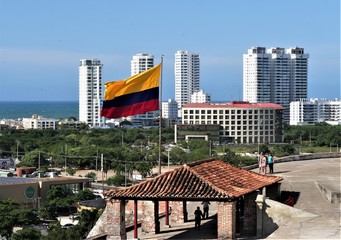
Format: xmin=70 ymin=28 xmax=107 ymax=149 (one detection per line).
xmin=217 ymin=201 xmax=236 ymax=240
xmin=243 ymin=192 xmax=257 ymax=236
xmin=106 ymin=199 xmax=126 ymax=240
xmin=141 ymin=200 xmax=160 ymax=235
xmin=170 ymin=201 xmax=187 ymax=224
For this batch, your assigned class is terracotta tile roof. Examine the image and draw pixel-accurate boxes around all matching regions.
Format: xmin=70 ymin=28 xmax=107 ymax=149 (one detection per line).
xmin=105 ymin=159 xmax=282 ymax=201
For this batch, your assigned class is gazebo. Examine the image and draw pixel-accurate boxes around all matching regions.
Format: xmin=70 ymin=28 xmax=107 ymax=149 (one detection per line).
xmin=88 ymin=158 xmax=283 ymax=239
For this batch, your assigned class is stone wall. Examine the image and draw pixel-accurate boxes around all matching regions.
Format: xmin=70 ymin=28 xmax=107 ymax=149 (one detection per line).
xmin=261 ymin=197 xmax=316 ymax=237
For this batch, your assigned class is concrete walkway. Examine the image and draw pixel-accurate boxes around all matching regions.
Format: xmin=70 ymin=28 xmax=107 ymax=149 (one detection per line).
xmin=266 ymin=157 xmax=340 ymax=239
xmin=126 ymin=157 xmax=340 ymax=239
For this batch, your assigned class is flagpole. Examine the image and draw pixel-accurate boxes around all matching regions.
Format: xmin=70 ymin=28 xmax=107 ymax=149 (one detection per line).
xmin=158 ymin=56 xmax=163 ymax=175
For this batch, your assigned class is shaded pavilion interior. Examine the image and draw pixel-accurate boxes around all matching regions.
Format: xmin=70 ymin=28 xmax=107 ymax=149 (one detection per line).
xmin=89 ymin=158 xmax=283 ymax=239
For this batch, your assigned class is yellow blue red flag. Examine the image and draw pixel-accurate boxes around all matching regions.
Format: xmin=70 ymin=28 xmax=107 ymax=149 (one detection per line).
xmin=101 ymin=64 xmax=161 ymax=118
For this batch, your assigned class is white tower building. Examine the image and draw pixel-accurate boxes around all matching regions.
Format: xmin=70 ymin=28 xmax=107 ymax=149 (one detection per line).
xmin=79 ymin=59 xmax=102 ymax=127
xmin=129 ymin=53 xmax=157 ymax=126
xmin=243 ymin=46 xmax=309 ymax=123
xmin=131 ymin=53 xmax=154 ymax=76
xmin=175 ymin=50 xmax=200 ymax=109
xmin=243 ymin=47 xmax=271 ymax=103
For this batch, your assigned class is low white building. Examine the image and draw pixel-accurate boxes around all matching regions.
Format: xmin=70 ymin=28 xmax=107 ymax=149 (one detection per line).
xmin=162 ymin=99 xmax=178 ymax=127
xmin=191 ymin=89 xmax=211 ymax=103
xmin=22 ymin=115 xmax=56 ymax=130
xmin=290 ymin=98 xmax=341 ymax=125
xmin=128 ymin=111 xmax=159 ymax=127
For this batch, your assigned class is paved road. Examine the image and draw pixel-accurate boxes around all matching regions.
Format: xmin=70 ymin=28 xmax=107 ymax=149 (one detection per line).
xmin=126 ymin=157 xmax=340 ymax=239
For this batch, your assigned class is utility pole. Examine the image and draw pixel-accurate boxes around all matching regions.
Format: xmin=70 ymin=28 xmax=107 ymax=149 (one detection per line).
xmin=124 ymin=163 xmax=127 ymax=187
xmin=101 ymin=154 xmax=104 ymax=191
xmin=16 ymin=140 xmax=19 ymax=164
xmin=95 ymin=149 xmax=98 ymax=183
xmin=167 ymin=149 xmax=170 ymax=171
xmin=38 ymin=151 xmax=40 ymax=171
xmin=64 ymin=144 xmax=67 ymax=174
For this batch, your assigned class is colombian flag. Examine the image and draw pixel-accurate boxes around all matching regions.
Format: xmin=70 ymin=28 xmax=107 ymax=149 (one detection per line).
xmin=100 ymin=64 xmax=161 ymax=119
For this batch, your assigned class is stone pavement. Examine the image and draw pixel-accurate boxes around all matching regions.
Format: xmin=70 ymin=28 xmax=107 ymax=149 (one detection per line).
xmin=266 ymin=157 xmax=340 ymax=239
xmin=126 ymin=157 xmax=340 ymax=239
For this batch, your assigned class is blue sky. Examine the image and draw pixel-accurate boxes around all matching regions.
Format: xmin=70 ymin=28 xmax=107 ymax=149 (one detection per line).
xmin=0 ymin=0 xmax=340 ymax=102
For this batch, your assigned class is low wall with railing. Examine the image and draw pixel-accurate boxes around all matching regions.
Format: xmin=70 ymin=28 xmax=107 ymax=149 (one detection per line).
xmin=243 ymin=152 xmax=341 ymax=170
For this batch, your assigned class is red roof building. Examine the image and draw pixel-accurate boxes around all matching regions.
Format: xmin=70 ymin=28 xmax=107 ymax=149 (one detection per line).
xmin=89 ymin=159 xmax=283 ymax=239
xmin=178 ymin=101 xmax=284 ymax=144
xmin=105 ymin=159 xmax=282 ymax=200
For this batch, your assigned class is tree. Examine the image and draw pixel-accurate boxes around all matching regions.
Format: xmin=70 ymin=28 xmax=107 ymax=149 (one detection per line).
xmin=11 ymin=227 xmax=42 ymax=240
xmin=170 ymin=147 xmax=187 ymax=164
xmin=0 ymin=199 xmax=39 ymax=238
xmin=46 ymin=185 xmax=75 ymax=208
xmin=44 ymin=222 xmax=67 ymax=240
xmin=85 ymin=171 xmax=96 ymax=180
xmin=273 ymin=144 xmax=296 ymax=157
xmin=10 ymin=208 xmax=39 ymax=226
xmin=74 ymin=189 xmax=96 ymax=201
xmin=66 ymin=167 xmax=76 ymax=176
xmin=106 ymin=175 xmax=130 ymax=186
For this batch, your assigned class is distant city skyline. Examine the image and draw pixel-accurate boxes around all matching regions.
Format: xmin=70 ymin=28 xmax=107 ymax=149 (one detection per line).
xmin=0 ymin=0 xmax=339 ymax=102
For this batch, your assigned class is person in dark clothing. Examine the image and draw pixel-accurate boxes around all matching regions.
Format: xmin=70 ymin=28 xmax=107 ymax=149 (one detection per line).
xmin=194 ymin=206 xmax=203 ymax=230
xmin=267 ymin=153 xmax=274 ymax=173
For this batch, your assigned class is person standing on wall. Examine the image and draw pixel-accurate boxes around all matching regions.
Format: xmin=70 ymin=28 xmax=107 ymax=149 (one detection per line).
xmin=267 ymin=153 xmax=274 ymax=173
xmin=201 ymin=201 xmax=210 ymax=219
xmin=258 ymin=152 xmax=267 ymax=175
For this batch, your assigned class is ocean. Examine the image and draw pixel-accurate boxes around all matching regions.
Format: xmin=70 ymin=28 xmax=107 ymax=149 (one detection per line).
xmin=0 ymin=101 xmax=79 ymax=120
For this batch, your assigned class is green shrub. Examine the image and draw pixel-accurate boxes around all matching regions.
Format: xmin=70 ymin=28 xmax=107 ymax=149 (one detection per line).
xmin=106 ymin=175 xmax=131 ymax=186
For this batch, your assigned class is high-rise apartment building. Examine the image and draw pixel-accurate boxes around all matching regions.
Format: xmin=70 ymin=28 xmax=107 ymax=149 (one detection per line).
xmin=79 ymin=59 xmax=102 ymax=127
xmin=130 ymin=53 xmax=154 ymax=76
xmin=129 ymin=53 xmax=158 ymax=126
xmin=175 ymin=50 xmax=200 ymax=110
xmin=243 ymin=46 xmax=309 ymax=123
